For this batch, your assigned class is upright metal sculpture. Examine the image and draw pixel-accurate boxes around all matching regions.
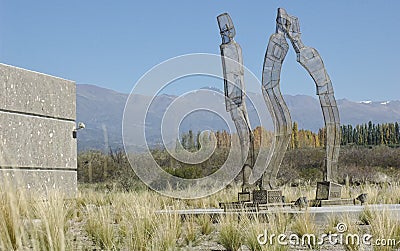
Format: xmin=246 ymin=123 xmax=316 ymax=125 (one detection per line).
xmin=261 ymin=12 xmax=292 ymax=190
xmin=217 ymin=8 xmax=340 ymax=194
xmin=217 ymin=13 xmax=255 ymax=191
xmin=262 ymin=8 xmax=340 ymax=186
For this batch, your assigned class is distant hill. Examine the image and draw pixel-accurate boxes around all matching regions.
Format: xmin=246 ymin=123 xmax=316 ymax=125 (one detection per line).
xmin=76 ymin=84 xmax=400 ymax=152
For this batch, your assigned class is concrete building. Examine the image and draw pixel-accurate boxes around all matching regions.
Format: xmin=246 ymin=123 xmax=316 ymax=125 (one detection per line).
xmin=0 ymin=63 xmax=77 ymax=196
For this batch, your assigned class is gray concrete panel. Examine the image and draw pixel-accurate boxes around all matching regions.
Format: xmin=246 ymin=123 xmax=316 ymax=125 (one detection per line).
xmin=0 ymin=111 xmax=77 ymax=169
xmin=0 ymin=169 xmax=77 ymax=197
xmin=0 ymin=63 xmax=76 ymax=120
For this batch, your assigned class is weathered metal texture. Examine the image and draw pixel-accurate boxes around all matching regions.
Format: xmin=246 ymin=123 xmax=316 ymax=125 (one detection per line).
xmin=277 ymin=8 xmax=341 ymax=182
xmin=261 ymin=8 xmax=341 ymax=187
xmin=261 ymin=32 xmax=292 ymax=190
xmin=238 ymin=191 xmax=251 ymax=202
xmin=267 ymin=190 xmax=283 ymax=204
xmin=252 ymin=190 xmax=268 ymax=204
xmin=316 ymin=181 xmax=342 ymax=200
xmin=252 ymin=190 xmax=283 ymax=204
xmin=0 ymin=63 xmax=77 ymax=196
xmin=217 ymin=13 xmax=255 ymax=191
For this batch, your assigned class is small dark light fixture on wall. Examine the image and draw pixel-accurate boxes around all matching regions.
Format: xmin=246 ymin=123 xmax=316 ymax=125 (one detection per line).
xmin=73 ymin=122 xmax=85 ymax=138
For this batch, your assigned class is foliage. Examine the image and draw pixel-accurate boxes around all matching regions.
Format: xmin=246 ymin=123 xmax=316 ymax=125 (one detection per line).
xmin=77 ymin=148 xmax=143 ymax=191
xmin=218 ymin=215 xmax=243 ymax=251
xmin=77 ymin=121 xmax=400 ymax=189
xmin=85 ymin=205 xmax=117 ymax=250
xmin=196 ymin=215 xmax=213 ymax=235
xmin=341 ymin=121 xmax=400 ymax=146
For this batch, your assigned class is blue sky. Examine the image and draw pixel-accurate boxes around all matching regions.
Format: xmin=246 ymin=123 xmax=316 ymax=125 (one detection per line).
xmin=1 ymin=1 xmax=399 ymax=101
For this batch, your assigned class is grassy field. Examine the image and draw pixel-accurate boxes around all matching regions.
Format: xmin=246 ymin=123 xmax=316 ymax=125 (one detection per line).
xmin=1 ymin=182 xmax=400 ymax=250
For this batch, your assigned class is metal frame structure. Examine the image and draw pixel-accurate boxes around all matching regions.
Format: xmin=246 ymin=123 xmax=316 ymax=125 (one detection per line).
xmin=217 ymin=13 xmax=255 ymax=191
xmin=217 ymin=9 xmax=340 ymax=192
xmin=261 ymin=14 xmax=292 ymax=189
xmin=262 ymin=8 xmax=340 ymax=188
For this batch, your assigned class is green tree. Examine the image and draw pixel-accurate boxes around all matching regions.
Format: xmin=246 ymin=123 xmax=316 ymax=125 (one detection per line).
xmin=367 ymin=121 xmax=373 ymax=145
xmin=377 ymin=124 xmax=384 ymax=145
xmin=347 ymin=125 xmax=353 ymax=144
xmin=356 ymin=125 xmax=362 ymax=145
xmin=341 ymin=125 xmax=348 ymax=145
xmin=181 ymin=132 xmax=188 ymax=149
xmin=292 ymin=122 xmax=299 ymax=149
xmin=196 ymin=131 xmax=201 ymax=150
xmin=318 ymin=128 xmax=326 ymax=148
xmin=215 ymin=131 xmax=221 ymax=148
xmin=372 ymin=123 xmax=377 ymax=145
xmin=188 ymin=130 xmax=195 ymax=151
xmin=363 ymin=123 xmax=368 ymax=145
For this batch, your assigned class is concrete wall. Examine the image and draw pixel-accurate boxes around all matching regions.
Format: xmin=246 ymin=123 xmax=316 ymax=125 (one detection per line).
xmin=0 ymin=63 xmax=77 ymax=196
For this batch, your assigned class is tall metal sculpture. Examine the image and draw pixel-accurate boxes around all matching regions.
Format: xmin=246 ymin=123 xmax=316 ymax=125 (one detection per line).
xmin=261 ymin=12 xmax=292 ymax=190
xmin=262 ymin=8 xmax=340 ymax=187
xmin=217 ymin=13 xmax=255 ymax=191
xmin=217 ymin=8 xmax=340 ymax=194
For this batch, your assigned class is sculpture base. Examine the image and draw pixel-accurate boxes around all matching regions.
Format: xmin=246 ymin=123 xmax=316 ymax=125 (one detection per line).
xmin=253 ymin=189 xmax=283 ymax=204
xmin=316 ymin=181 xmax=342 ymax=200
xmin=310 ymin=198 xmax=354 ymax=207
xmin=238 ymin=191 xmax=251 ymax=202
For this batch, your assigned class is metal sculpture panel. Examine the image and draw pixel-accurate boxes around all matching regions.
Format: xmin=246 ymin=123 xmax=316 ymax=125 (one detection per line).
xmin=217 ymin=9 xmax=340 ymax=192
xmin=277 ymin=8 xmax=340 ymax=182
xmin=217 ymin=13 xmax=255 ymax=191
xmin=262 ymin=8 xmax=340 ymax=185
xmin=261 ymin=29 xmax=292 ymax=190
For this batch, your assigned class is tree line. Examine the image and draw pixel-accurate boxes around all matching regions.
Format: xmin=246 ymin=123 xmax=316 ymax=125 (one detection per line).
xmin=179 ymin=121 xmax=400 ymax=151
xmin=179 ymin=127 xmax=274 ymax=151
xmin=340 ymin=121 xmax=400 ymax=146
xmin=77 ymin=121 xmax=400 ymax=188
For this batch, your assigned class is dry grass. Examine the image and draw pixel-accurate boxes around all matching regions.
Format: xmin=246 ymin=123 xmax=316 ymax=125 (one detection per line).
xmin=0 ymin=188 xmax=27 ymax=250
xmin=360 ymin=183 xmax=400 ymax=204
xmin=85 ymin=205 xmax=117 ymax=249
xmin=242 ymin=218 xmax=264 ymax=251
xmin=30 ymin=193 xmax=74 ymax=250
xmin=182 ymin=216 xmax=198 ymax=245
xmin=0 ymin=188 xmax=75 ymax=251
xmin=196 ymin=214 xmax=213 ymax=235
xmin=339 ymin=213 xmax=361 ymax=251
xmin=0 ymin=182 xmax=400 ymax=250
xmin=291 ymin=210 xmax=319 ymax=249
xmin=363 ymin=208 xmax=400 ymax=251
xmin=282 ymin=183 xmax=316 ymax=203
xmin=150 ymin=213 xmax=182 ymax=251
xmin=217 ymin=214 xmax=243 ymax=251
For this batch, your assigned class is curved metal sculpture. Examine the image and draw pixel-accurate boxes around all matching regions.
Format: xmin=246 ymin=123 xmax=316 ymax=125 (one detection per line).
xmin=261 ymin=8 xmax=340 ymax=187
xmin=261 ymin=25 xmax=292 ymax=190
xmin=217 ymin=13 xmax=255 ymax=191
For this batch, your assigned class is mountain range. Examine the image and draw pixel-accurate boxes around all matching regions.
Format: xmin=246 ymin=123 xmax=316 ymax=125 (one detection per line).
xmin=77 ymin=84 xmax=400 ymax=152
